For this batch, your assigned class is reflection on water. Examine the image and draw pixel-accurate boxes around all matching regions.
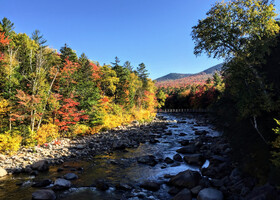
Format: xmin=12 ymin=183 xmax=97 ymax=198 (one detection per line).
xmin=0 ymin=113 xmax=218 ymax=200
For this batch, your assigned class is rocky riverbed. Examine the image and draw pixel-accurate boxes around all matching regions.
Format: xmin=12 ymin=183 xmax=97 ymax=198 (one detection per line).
xmin=0 ymin=113 xmax=279 ymax=200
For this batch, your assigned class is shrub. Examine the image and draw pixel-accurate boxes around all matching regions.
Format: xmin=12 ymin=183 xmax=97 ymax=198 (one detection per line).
xmin=72 ymin=124 xmax=90 ymax=136
xmin=0 ymin=132 xmax=22 ymax=155
xmin=36 ymin=123 xmax=59 ymax=145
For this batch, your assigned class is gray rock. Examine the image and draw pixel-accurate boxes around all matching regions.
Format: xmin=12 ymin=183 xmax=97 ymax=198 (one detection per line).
xmin=191 ymin=185 xmax=202 ymax=195
xmin=183 ymin=154 xmax=205 ymax=166
xmin=169 ymin=170 xmax=201 ymax=188
xmin=63 ymin=173 xmax=78 ymax=180
xmin=168 ymin=187 xmax=181 ymax=195
xmin=173 ymin=154 xmax=183 ymax=162
xmin=229 ymin=168 xmax=241 ymax=181
xmin=115 ymin=182 xmax=133 ymax=191
xmin=95 ymin=179 xmax=109 ymax=191
xmin=164 ymin=157 xmax=174 ymax=164
xmin=137 ymin=155 xmax=158 ymax=166
xmin=54 ymin=178 xmax=71 ymax=190
xmin=32 ymin=179 xmax=52 ymax=188
xmin=32 ymin=161 xmax=49 ymax=172
xmin=76 ymin=144 xmax=85 ymax=150
xmin=176 ymin=145 xmax=196 ymax=154
xmin=32 ymin=189 xmax=56 ymax=200
xmin=0 ymin=167 xmax=7 ymax=177
xmin=197 ymin=188 xmax=223 ymax=200
xmin=112 ymin=141 xmax=127 ymax=150
xmin=172 ymin=188 xmax=192 ymax=200
xmin=140 ymin=181 xmax=160 ymax=191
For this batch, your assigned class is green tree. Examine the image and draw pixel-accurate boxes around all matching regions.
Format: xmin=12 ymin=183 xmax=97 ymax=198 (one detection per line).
xmin=32 ymin=30 xmax=47 ymax=48
xmin=111 ymin=56 xmax=120 ymax=67
xmin=213 ymin=72 xmax=222 ymax=86
xmin=60 ymin=43 xmax=78 ymax=63
xmin=76 ymin=53 xmax=101 ymax=126
xmin=0 ymin=17 xmax=15 ymax=37
xmin=99 ymin=65 xmax=119 ymax=97
xmin=137 ymin=63 xmax=149 ymax=80
xmin=192 ymin=0 xmax=280 ymax=143
xmin=124 ymin=61 xmax=133 ymax=72
xmin=192 ymin=0 xmax=279 ymax=60
xmin=206 ymin=77 xmax=212 ymax=85
xmin=156 ymin=89 xmax=166 ymax=108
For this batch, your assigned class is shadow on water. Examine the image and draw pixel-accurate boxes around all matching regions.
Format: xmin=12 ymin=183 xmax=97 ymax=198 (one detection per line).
xmin=0 ymin=113 xmax=218 ymax=200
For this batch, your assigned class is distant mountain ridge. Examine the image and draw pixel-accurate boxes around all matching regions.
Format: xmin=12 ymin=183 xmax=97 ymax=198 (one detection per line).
xmin=155 ymin=63 xmax=223 ymax=82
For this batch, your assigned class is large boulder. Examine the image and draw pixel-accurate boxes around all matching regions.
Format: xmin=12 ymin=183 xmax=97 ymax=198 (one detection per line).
xmin=173 ymin=154 xmax=183 ymax=162
xmin=183 ymin=154 xmax=206 ymax=166
xmin=169 ymin=170 xmax=201 ymax=188
xmin=94 ymin=179 xmax=109 ymax=191
xmin=137 ymin=155 xmax=158 ymax=166
xmin=164 ymin=157 xmax=174 ymax=164
xmin=112 ymin=140 xmax=127 ymax=150
xmin=140 ymin=181 xmax=160 ymax=191
xmin=32 ymin=179 xmax=52 ymax=188
xmin=0 ymin=167 xmax=7 ymax=177
xmin=63 ymin=173 xmax=78 ymax=180
xmin=172 ymin=188 xmax=192 ymax=200
xmin=32 ymin=189 xmax=56 ymax=200
xmin=197 ymin=188 xmax=223 ymax=200
xmin=176 ymin=145 xmax=196 ymax=154
xmin=53 ymin=178 xmax=71 ymax=190
xmin=31 ymin=161 xmax=49 ymax=172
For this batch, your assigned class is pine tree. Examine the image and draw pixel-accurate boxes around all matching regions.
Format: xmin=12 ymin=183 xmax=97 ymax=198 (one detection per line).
xmin=60 ymin=43 xmax=78 ymax=63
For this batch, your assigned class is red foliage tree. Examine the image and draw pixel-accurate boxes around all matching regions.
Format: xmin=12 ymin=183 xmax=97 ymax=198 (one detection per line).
xmin=55 ymin=94 xmax=89 ymax=131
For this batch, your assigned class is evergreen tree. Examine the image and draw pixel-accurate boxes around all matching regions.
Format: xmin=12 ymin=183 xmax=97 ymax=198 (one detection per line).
xmin=32 ymin=29 xmax=47 ymax=48
xmin=137 ymin=63 xmax=149 ymax=80
xmin=60 ymin=43 xmax=78 ymax=63
xmin=213 ymin=72 xmax=222 ymax=86
xmin=124 ymin=61 xmax=133 ymax=72
xmin=111 ymin=56 xmax=120 ymax=67
xmin=0 ymin=17 xmax=14 ymax=36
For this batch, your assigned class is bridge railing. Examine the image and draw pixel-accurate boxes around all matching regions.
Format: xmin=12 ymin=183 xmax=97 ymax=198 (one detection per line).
xmin=157 ymin=108 xmax=211 ymax=113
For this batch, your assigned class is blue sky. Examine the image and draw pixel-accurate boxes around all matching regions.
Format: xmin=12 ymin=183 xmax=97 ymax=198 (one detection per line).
xmin=1 ymin=0 xmax=280 ymax=79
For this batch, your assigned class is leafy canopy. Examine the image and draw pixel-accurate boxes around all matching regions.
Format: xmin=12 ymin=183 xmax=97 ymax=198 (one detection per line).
xmin=192 ymin=0 xmax=280 ymax=59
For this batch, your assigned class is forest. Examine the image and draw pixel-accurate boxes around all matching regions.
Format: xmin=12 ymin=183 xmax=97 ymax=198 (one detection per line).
xmin=0 ymin=18 xmax=157 ymax=154
xmin=156 ymin=0 xmax=280 ymax=185
xmin=1 ymin=0 xmax=280 ymax=193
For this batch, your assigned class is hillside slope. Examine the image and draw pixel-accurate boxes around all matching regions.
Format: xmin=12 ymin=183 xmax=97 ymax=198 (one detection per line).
xmin=155 ymin=63 xmax=223 ymax=88
xmin=155 ymin=63 xmax=223 ymax=82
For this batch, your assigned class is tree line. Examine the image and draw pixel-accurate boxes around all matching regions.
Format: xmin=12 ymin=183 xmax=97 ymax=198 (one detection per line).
xmin=0 ymin=18 xmax=157 ymax=154
xmin=158 ymin=0 xmax=280 ymax=185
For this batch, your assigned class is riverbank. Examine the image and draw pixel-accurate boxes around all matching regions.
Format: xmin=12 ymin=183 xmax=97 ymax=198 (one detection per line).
xmin=0 ymin=117 xmax=171 ymax=175
xmin=0 ymin=113 xmax=279 ymax=200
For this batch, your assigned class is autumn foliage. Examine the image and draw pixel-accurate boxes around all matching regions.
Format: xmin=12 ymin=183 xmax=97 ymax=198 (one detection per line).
xmin=0 ymin=19 xmax=157 ymax=154
xmin=158 ymin=73 xmax=224 ymax=110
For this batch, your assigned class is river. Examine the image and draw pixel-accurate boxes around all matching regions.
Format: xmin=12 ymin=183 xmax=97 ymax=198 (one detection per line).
xmin=0 ymin=113 xmax=220 ymax=200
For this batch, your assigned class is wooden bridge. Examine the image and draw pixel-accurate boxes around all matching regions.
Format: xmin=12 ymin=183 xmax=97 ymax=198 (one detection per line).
xmin=157 ymin=108 xmax=211 ymax=113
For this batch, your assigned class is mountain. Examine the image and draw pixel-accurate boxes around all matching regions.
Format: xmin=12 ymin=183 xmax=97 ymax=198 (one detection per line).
xmin=201 ymin=63 xmax=223 ymax=74
xmin=155 ymin=63 xmax=223 ymax=82
xmin=155 ymin=63 xmax=223 ymax=88
xmin=155 ymin=73 xmax=192 ymax=82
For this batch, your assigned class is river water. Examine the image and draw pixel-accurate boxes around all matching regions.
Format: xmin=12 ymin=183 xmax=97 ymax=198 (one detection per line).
xmin=0 ymin=113 xmax=220 ymax=200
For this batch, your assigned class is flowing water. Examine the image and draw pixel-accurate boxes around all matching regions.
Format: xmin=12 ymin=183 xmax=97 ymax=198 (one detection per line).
xmin=0 ymin=113 xmax=220 ymax=200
